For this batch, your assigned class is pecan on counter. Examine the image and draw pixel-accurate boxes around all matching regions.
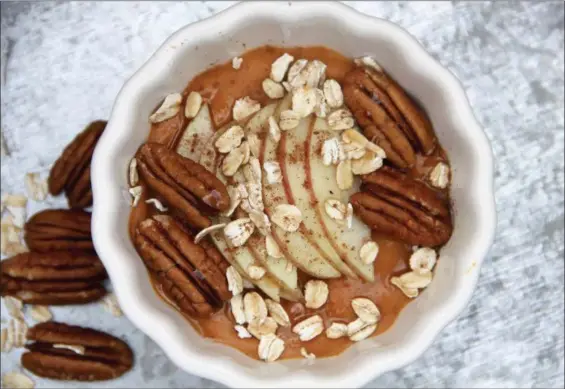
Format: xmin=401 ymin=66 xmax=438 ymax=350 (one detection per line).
xmin=343 ymin=66 xmax=436 ymax=168
xmin=48 ymin=120 xmax=106 ymax=209
xmin=21 ymin=322 xmax=133 ymax=381
xmin=0 ymin=251 xmax=107 ymax=305
xmin=134 ymin=215 xmax=231 ymax=317
xmin=135 ymin=143 xmax=231 ymax=229
xmin=350 ymin=167 xmax=452 ymax=247
xmin=24 ymin=209 xmax=93 ymax=252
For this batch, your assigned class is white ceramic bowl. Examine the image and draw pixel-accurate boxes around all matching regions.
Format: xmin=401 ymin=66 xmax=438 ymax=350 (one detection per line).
xmin=91 ymin=2 xmax=496 ymax=387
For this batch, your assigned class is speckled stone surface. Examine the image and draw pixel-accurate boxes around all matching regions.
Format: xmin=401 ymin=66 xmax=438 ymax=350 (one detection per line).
xmin=1 ymin=1 xmax=563 ymax=388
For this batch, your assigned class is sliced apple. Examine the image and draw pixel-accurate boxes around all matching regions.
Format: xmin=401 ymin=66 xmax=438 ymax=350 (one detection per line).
xmin=246 ymin=234 xmax=301 ymax=299
xmin=260 ymin=96 xmax=340 ymax=279
xmin=281 ymin=118 xmax=357 ymax=278
xmin=176 ymin=104 xmax=214 ymax=161
xmin=210 ymin=229 xmax=281 ymax=302
xmin=306 ymin=118 xmax=374 ymax=281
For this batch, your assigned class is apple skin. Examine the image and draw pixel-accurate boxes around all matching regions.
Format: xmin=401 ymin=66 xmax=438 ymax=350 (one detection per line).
xmin=259 ymin=95 xmax=341 ymax=280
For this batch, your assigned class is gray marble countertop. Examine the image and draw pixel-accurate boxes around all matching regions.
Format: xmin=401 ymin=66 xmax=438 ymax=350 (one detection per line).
xmin=1 ymin=2 xmax=563 ymax=388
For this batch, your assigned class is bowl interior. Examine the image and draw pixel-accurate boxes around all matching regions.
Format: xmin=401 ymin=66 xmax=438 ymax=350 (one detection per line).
xmin=92 ymin=3 xmax=495 ymax=388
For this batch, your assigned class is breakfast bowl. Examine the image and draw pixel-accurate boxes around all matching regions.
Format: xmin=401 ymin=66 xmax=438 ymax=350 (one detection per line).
xmin=90 ymin=1 xmax=496 ymax=387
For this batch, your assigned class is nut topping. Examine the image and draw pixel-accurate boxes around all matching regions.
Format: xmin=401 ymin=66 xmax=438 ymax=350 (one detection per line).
xmin=390 ymin=277 xmax=418 ymax=298
xmin=292 ymin=86 xmax=317 ymax=118
xmin=321 ymin=137 xmax=345 ymax=166
xmin=258 ymin=333 xmax=285 ymax=362
xmin=215 ymin=125 xmax=244 ymax=154
xmin=21 ymin=322 xmax=133 ymax=381
xmin=351 ymin=298 xmax=381 ymax=324
xmin=136 ymin=143 xmax=230 ymax=228
xmin=304 ymin=280 xmax=329 ymax=309
xmin=222 ymin=146 xmax=246 ymax=177
xmin=248 ymin=210 xmax=271 ymax=236
xmin=135 ymin=215 xmax=231 ymax=316
xmin=265 ymin=299 xmax=290 ymax=327
xmin=270 ymin=53 xmax=294 ymax=83
xmin=248 ymin=316 xmax=277 ymax=339
xmin=351 ymin=167 xmax=452 ymax=246
xmin=48 ymin=120 xmax=105 ymax=208
xmin=184 ymin=91 xmax=202 ymax=119
xmin=268 ymin=116 xmax=281 ymax=143
xmin=224 ymin=218 xmax=255 ymax=247
xmin=343 ymin=66 xmax=436 ymax=167
xmin=263 ymin=161 xmax=282 ymax=184
xmin=243 ymin=292 xmax=268 ymax=324
xmin=348 ymin=322 xmax=376 ymax=342
xmin=270 ymin=204 xmax=302 ymax=232
xmin=149 ymin=93 xmax=182 ymax=123
xmin=262 ymin=79 xmax=285 ymax=99
xmin=292 ymin=315 xmax=324 ymax=341
xmin=230 ymin=294 xmax=246 ymax=324
xmin=287 ymin=59 xmax=308 ymax=86
xmin=324 ymin=199 xmax=347 ymax=221
xmin=1 ymin=250 xmax=107 ymax=305
xmin=409 ymin=247 xmax=437 ymax=273
xmin=395 ymin=270 xmax=432 ymax=289
xmin=226 ymin=266 xmax=244 ymax=296
xmin=327 ymin=108 xmax=354 ymax=131
xmin=351 ymin=151 xmax=383 ymax=175
xmin=323 ymin=79 xmax=343 ymax=108
xmin=429 ymin=162 xmax=450 ymax=189
xmin=234 ymin=325 xmax=252 ymax=339
xmin=359 ymin=241 xmax=379 ymax=265
xmin=279 ymin=110 xmax=301 ymax=131
xmin=325 ymin=323 xmax=348 ymax=339
xmin=233 ymin=97 xmax=261 ymax=122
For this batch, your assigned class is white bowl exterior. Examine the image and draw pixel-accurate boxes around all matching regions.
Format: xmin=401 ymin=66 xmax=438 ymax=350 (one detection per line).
xmin=91 ymin=2 xmax=496 ymax=388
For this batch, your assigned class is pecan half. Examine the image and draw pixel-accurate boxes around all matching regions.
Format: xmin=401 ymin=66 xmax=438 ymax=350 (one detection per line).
xmin=22 ymin=322 xmax=133 ymax=381
xmin=0 ymin=251 xmax=107 ymax=305
xmin=134 ymin=215 xmax=231 ymax=317
xmin=343 ymin=67 xmax=436 ymax=168
xmin=136 ymin=143 xmax=230 ymax=229
xmin=24 ymin=209 xmax=93 ymax=252
xmin=48 ymin=120 xmax=106 ymax=208
xmin=351 ymin=167 xmax=452 ymax=246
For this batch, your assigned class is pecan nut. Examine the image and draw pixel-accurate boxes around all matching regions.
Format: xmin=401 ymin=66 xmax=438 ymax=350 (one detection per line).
xmin=351 ymin=167 xmax=452 ymax=246
xmin=343 ymin=67 xmax=436 ymax=168
xmin=22 ymin=322 xmax=133 ymax=381
xmin=24 ymin=209 xmax=93 ymax=252
xmin=48 ymin=120 xmax=105 ymax=208
xmin=135 ymin=143 xmax=230 ymax=229
xmin=0 ymin=251 xmax=107 ymax=305
xmin=134 ymin=215 xmax=231 ymax=317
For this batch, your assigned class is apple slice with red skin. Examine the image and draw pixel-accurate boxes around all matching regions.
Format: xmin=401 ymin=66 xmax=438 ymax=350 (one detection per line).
xmin=305 ymin=117 xmax=375 ymax=281
xmin=260 ymin=95 xmax=341 ymax=279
